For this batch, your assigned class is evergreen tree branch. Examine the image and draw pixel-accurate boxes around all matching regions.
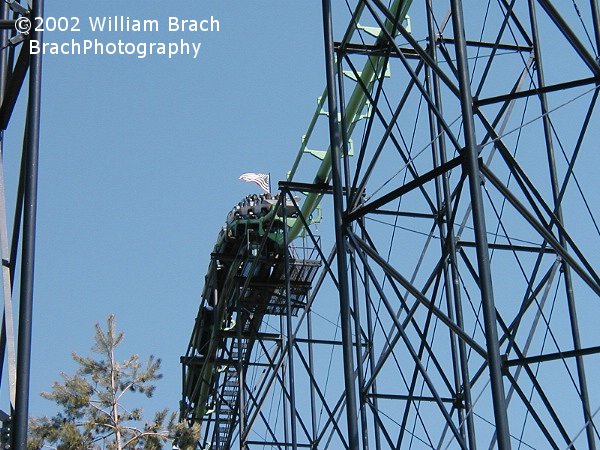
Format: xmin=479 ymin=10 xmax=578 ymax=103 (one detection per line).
xmin=28 ymin=315 xmax=200 ymax=450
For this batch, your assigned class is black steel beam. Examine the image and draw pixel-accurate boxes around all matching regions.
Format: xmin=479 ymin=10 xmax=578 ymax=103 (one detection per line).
xmin=505 ymin=345 xmax=600 ymax=367
xmin=0 ymin=41 xmax=29 ymax=130
xmin=370 ymin=209 xmax=438 ymax=219
xmin=321 ymin=0 xmax=360 ymax=447
xmin=12 ymin=0 xmax=43 ymax=446
xmin=335 ymin=41 xmax=420 ymax=59
xmin=282 ymin=194 xmax=298 ymax=450
xmin=475 ymin=76 xmax=600 ymax=107
xmin=439 ymin=37 xmax=531 ymax=52
xmin=449 ymin=0 xmax=511 ymax=447
xmin=367 ymin=0 xmax=461 ymax=97
xmin=367 ymin=393 xmax=455 ymax=403
xmin=278 ymin=181 xmax=332 ymax=194
xmin=458 ymin=241 xmax=557 ymax=254
xmin=349 ymin=230 xmax=487 ymax=358
xmin=536 ymin=0 xmax=600 ymax=77
xmin=0 ymin=20 xmax=16 ymax=29
xmin=245 ymin=441 xmax=313 ymax=448
xmin=481 ymin=163 xmax=600 ymax=296
xmin=346 ymin=155 xmax=463 ymax=222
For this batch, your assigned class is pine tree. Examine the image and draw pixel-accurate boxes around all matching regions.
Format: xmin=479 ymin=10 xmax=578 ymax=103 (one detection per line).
xmin=28 ymin=315 xmax=199 ymax=449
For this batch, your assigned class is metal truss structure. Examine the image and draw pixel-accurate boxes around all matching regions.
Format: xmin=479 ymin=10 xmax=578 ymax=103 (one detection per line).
xmin=0 ymin=0 xmax=43 ymax=448
xmin=184 ymin=0 xmax=600 ymax=449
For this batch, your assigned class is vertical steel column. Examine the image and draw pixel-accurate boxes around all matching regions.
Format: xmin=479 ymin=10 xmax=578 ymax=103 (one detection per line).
xmin=338 ymin=45 xmax=370 ymax=447
xmin=349 ymin=250 xmax=370 ymax=450
xmin=321 ymin=0 xmax=359 ymax=448
xmin=425 ymin=8 xmax=464 ymax=444
xmin=307 ymin=312 xmax=318 ymax=448
xmin=0 ymin=0 xmax=10 ymax=390
xmin=282 ymin=191 xmax=298 ymax=450
xmin=0 ymin=0 xmax=15 ymax=408
xmin=237 ymin=292 xmax=245 ymax=450
xmin=214 ymin=289 xmax=221 ymax=450
xmin=449 ymin=1 xmax=511 ymax=448
xmin=425 ymin=2 xmax=476 ymax=446
xmin=12 ymin=0 xmax=43 ymax=446
xmin=360 ymin=216 xmax=381 ymax=450
xmin=591 ymin=0 xmax=600 ymax=55
xmin=282 ymin=334 xmax=290 ymax=447
xmin=528 ymin=3 xmax=596 ymax=448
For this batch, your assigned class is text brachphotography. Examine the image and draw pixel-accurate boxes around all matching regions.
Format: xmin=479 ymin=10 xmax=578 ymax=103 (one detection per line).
xmin=29 ymin=38 xmax=202 ymax=59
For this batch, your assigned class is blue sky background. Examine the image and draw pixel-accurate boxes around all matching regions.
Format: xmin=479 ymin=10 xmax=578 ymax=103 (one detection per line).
xmin=9 ymin=0 xmax=326 ymax=420
xmin=0 ymin=1 xmax=599 ymax=446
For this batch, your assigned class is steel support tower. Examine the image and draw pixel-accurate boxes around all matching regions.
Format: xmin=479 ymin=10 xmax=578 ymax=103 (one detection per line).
xmin=0 ymin=0 xmax=43 ymax=448
xmin=185 ymin=1 xmax=600 ymax=448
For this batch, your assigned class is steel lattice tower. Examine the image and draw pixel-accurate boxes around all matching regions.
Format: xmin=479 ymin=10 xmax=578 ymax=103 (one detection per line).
xmin=183 ymin=1 xmax=600 ymax=448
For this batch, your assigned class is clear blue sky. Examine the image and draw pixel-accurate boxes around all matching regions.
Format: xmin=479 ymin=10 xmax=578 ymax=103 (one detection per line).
xmin=3 ymin=1 xmax=600 ymax=447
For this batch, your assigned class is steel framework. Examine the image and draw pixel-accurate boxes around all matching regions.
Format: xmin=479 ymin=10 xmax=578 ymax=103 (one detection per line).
xmin=0 ymin=0 xmax=43 ymax=448
xmin=184 ymin=0 xmax=600 ymax=448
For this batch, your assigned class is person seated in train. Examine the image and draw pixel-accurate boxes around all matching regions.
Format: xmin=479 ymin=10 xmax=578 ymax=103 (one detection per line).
xmin=196 ymin=305 xmax=216 ymax=357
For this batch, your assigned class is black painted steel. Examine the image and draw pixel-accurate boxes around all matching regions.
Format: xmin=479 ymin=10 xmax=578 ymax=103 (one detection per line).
xmin=0 ymin=0 xmax=43 ymax=448
xmin=449 ymin=0 xmax=511 ymax=447
xmin=13 ymin=7 xmax=43 ymax=439
xmin=321 ymin=0 xmax=360 ymax=447
xmin=183 ymin=1 xmax=600 ymax=448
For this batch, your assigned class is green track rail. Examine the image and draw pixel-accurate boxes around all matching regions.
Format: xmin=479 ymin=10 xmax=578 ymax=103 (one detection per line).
xmin=181 ymin=1 xmax=413 ymax=445
xmin=287 ymin=0 xmax=413 ymax=240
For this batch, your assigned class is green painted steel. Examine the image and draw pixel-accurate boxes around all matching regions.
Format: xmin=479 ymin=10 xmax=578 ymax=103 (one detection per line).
xmin=182 ymin=0 xmax=415 ymax=439
xmin=286 ymin=0 xmax=413 ymax=241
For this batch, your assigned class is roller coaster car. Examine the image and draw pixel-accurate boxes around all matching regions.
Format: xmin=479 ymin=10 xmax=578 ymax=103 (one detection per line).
xmin=225 ymin=194 xmax=299 ymax=244
xmin=193 ymin=305 xmax=215 ymax=357
xmin=181 ymin=193 xmax=316 ymax=428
